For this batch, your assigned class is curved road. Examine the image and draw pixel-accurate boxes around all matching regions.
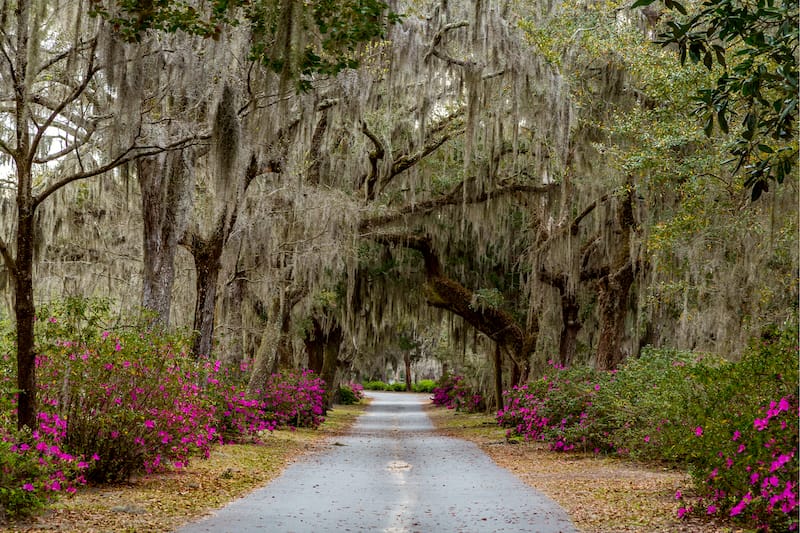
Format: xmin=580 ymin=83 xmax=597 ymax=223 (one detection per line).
xmin=177 ymin=391 xmax=576 ymax=533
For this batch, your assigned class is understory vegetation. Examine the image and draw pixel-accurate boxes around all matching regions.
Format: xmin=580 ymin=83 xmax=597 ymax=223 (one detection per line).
xmin=434 ymin=319 xmax=798 ymax=532
xmin=0 ymin=299 xmax=331 ymax=520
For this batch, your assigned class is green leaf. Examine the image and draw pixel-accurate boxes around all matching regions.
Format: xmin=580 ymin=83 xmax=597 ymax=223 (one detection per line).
xmin=717 ymin=109 xmax=729 ymax=133
xmin=703 ymin=113 xmax=714 ymax=137
xmin=757 ymin=144 xmax=774 ymax=154
xmin=631 ymin=0 xmax=658 ymax=8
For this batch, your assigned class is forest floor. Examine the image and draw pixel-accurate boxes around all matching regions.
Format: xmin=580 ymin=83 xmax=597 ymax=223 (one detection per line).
xmin=5 ymin=395 xmax=745 ymax=533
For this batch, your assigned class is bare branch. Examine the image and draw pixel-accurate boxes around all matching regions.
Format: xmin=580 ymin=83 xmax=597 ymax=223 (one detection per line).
xmin=570 ymin=193 xmax=610 ymax=235
xmin=381 ymin=126 xmax=465 ymax=194
xmin=34 ymin=37 xmax=97 ymax=77
xmin=0 ymin=137 xmax=14 ymax=157
xmin=28 ymin=39 xmax=100 ymax=166
xmin=33 ymin=134 xmax=208 ymax=208
xmin=424 ymin=20 xmax=469 ymax=63
xmin=32 ymin=125 xmax=97 ymax=164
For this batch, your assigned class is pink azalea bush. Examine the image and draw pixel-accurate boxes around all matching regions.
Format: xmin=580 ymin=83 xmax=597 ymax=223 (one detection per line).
xmin=496 ymin=363 xmax=610 ymax=451
xmin=493 ymin=319 xmax=798 ymax=531
xmin=0 ymin=298 xmax=330 ymax=520
xmin=431 ymin=374 xmax=484 ymax=412
xmin=255 ymin=369 xmax=326 ymax=429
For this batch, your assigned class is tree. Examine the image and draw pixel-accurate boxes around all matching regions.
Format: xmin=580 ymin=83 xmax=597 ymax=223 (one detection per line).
xmin=633 ymin=0 xmax=798 ymax=200
xmin=0 ymin=0 xmax=199 ymax=429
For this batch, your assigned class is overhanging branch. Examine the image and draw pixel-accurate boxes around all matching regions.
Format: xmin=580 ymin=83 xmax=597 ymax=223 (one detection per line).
xmin=360 ymin=181 xmax=557 ymax=232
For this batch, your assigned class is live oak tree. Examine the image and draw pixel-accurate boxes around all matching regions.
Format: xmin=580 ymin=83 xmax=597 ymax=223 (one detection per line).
xmin=0 ymin=0 xmax=200 ymax=429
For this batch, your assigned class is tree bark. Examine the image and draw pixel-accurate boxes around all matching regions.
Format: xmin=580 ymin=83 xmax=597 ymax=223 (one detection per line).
xmin=188 ymin=230 xmax=224 ymax=357
xmin=321 ymin=321 xmax=343 ymax=408
xmin=14 ymin=187 xmax=36 ymax=430
xmin=493 ymin=343 xmax=504 ymax=410
xmin=139 ymin=151 xmax=191 ymax=325
xmin=559 ymin=293 xmax=581 ymax=368
xmin=404 ymin=352 xmax=412 ymax=391
xmin=304 ymin=316 xmax=325 ymax=375
xmin=595 ymin=188 xmax=636 ymax=370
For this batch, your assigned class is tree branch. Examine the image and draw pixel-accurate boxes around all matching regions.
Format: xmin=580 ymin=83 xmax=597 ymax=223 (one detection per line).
xmin=33 ymin=133 xmax=208 ymax=208
xmin=360 ymin=120 xmax=385 ymax=200
xmin=27 ymin=39 xmax=100 ymax=167
xmin=0 ymin=235 xmax=16 ymax=276
xmin=424 ymin=20 xmax=469 ymax=64
xmin=372 ymin=231 xmax=532 ymax=362
xmin=360 ymin=181 xmax=557 ymax=232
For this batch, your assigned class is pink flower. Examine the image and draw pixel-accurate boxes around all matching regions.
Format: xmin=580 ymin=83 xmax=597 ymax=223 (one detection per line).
xmin=677 ymin=507 xmax=690 ymax=519
xmin=706 ymin=505 xmax=717 ymax=514
xmin=22 ymin=483 xmax=35 ymax=492
xmin=732 ymin=430 xmax=741 ymax=441
xmin=114 ymin=340 xmax=122 ymax=351
xmin=730 ymin=497 xmax=749 ymax=516
xmin=144 ymin=419 xmax=156 ymax=429
xmin=694 ymin=426 xmax=703 ymax=437
xmin=675 ymin=490 xmax=682 ymax=499
xmin=644 ymin=435 xmax=650 ymax=443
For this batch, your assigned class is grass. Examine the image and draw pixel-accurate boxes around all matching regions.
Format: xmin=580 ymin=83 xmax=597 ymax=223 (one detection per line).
xmin=2 ymin=401 xmax=369 ymax=533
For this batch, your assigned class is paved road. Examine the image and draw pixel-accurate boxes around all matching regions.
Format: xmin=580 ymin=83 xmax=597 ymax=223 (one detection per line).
xmin=177 ymin=391 xmax=577 ymax=533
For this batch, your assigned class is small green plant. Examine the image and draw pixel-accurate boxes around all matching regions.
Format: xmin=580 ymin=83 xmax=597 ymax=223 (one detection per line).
xmin=362 ymin=380 xmax=389 ymax=391
xmin=390 ymin=382 xmax=407 ymax=392
xmin=412 ymin=379 xmax=436 ymax=393
xmin=337 ymin=385 xmax=359 ymax=405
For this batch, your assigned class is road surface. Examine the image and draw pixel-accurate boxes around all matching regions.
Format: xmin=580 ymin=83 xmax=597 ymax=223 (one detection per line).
xmin=177 ymin=391 xmax=577 ymax=533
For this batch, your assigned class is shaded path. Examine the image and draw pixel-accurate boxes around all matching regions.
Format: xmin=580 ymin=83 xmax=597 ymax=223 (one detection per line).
xmin=177 ymin=391 xmax=576 ymax=532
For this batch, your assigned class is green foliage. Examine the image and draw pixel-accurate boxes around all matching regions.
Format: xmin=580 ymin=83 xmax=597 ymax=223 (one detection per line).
xmin=633 ymin=0 xmax=799 ymax=200
xmin=89 ymin=0 xmax=401 ymax=91
xmin=0 ymin=436 xmax=47 ymax=519
xmin=412 ymin=379 xmax=436 ymax=393
xmin=498 ymin=319 xmax=798 ymax=530
xmin=390 ymin=382 xmax=407 ymax=392
xmin=337 ymin=385 xmax=359 ymax=405
xmin=362 ymin=380 xmax=389 ymax=391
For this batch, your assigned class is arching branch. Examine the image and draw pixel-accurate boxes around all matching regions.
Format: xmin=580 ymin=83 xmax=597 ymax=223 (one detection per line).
xmin=360 ymin=180 xmax=556 ymax=232
xmin=372 ymin=231 xmax=535 ymax=375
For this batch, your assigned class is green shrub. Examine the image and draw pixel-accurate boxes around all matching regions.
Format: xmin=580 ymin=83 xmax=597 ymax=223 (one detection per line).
xmin=390 ymin=382 xmax=407 ymax=391
xmin=337 ymin=386 xmax=359 ymax=405
xmin=362 ymin=380 xmax=388 ymax=391
xmin=412 ymin=379 xmax=436 ymax=393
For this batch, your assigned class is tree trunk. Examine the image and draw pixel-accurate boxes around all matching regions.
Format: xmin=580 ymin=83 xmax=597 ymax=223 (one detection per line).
xmin=404 ymin=352 xmax=412 ymax=391
xmin=305 ymin=316 xmax=324 ymax=375
xmin=493 ymin=343 xmax=504 ymax=411
xmin=247 ymin=315 xmax=280 ymax=395
xmin=321 ymin=321 xmax=343 ymax=408
xmin=595 ymin=188 xmax=636 ymax=371
xmin=139 ymin=152 xmax=191 ymax=326
xmin=15 ymin=201 xmax=36 ymax=430
xmin=558 ymin=293 xmax=581 ymax=368
xmin=191 ymin=236 xmax=223 ymax=358
xmin=595 ymin=264 xmax=634 ymax=370
xmin=220 ymin=271 xmax=246 ymax=367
